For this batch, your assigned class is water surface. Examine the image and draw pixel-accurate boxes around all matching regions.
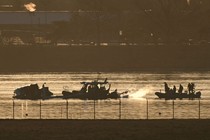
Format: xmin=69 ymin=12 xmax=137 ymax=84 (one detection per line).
xmin=0 ymin=72 xmax=210 ymax=119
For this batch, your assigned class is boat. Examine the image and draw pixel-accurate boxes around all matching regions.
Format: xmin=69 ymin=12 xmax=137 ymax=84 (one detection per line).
xmin=13 ymin=83 xmax=54 ymax=100
xmin=155 ymin=82 xmax=202 ymax=100
xmin=155 ymin=82 xmax=201 ymax=100
xmin=62 ymin=78 xmax=129 ymax=100
xmin=155 ymin=91 xmax=201 ymax=100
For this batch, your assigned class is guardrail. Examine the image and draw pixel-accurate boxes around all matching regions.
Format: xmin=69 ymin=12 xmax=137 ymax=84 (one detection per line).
xmin=0 ymin=99 xmax=209 ymax=119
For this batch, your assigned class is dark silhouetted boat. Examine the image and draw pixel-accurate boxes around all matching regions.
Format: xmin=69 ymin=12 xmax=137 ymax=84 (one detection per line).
xmin=155 ymin=82 xmax=202 ymax=100
xmin=155 ymin=91 xmax=201 ymax=100
xmin=13 ymin=83 xmax=54 ymax=100
xmin=62 ymin=78 xmax=129 ymax=100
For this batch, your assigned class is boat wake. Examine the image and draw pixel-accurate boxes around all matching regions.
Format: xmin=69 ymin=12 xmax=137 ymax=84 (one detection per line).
xmin=129 ymin=88 xmax=150 ymax=99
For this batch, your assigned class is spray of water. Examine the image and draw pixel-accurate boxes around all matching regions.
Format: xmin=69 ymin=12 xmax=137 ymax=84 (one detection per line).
xmin=24 ymin=2 xmax=36 ymax=12
xmin=129 ymin=88 xmax=151 ymax=99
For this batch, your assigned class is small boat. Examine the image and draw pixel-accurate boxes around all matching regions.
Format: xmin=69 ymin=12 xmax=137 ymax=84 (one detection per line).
xmin=155 ymin=82 xmax=202 ymax=100
xmin=13 ymin=83 xmax=54 ymax=100
xmin=62 ymin=78 xmax=129 ymax=100
xmin=155 ymin=91 xmax=201 ymax=100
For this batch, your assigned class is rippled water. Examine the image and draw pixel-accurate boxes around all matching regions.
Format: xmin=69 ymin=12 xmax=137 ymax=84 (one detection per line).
xmin=0 ymin=72 xmax=210 ymax=119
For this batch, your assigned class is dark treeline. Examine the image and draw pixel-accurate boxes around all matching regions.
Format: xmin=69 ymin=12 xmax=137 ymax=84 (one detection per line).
xmin=0 ymin=0 xmax=210 ymax=72
xmin=0 ymin=0 xmax=210 ymax=46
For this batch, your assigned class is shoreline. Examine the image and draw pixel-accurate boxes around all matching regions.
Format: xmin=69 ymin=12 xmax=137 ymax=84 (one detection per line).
xmin=0 ymin=70 xmax=210 ymax=74
xmin=0 ymin=119 xmax=209 ymax=140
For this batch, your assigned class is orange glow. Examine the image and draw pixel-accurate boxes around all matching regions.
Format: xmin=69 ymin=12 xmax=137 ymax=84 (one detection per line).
xmin=24 ymin=2 xmax=36 ymax=12
xmin=187 ymin=0 xmax=191 ymax=5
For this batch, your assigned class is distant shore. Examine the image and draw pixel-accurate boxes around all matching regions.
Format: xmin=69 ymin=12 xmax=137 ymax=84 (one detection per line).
xmin=0 ymin=119 xmax=210 ymax=140
xmin=0 ymin=46 xmax=210 ymax=73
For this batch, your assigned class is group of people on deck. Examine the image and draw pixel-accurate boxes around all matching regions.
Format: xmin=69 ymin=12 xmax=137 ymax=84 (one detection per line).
xmin=164 ymin=82 xmax=195 ymax=95
xmin=80 ymin=81 xmax=109 ymax=95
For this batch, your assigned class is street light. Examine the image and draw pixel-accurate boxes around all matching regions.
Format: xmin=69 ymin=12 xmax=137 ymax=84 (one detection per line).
xmin=24 ymin=3 xmax=36 ymax=45
xmin=24 ymin=3 xmax=36 ymax=12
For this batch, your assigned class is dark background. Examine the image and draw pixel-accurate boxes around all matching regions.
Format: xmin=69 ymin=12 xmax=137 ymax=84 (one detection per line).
xmin=0 ymin=0 xmax=209 ymax=72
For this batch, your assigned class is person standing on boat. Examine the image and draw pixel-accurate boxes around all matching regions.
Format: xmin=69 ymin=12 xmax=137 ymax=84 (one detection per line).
xmin=188 ymin=83 xmax=192 ymax=94
xmin=178 ymin=84 xmax=183 ymax=94
xmin=42 ymin=83 xmax=46 ymax=97
xmin=173 ymin=85 xmax=176 ymax=94
xmin=164 ymin=82 xmax=170 ymax=94
xmin=188 ymin=83 xmax=195 ymax=94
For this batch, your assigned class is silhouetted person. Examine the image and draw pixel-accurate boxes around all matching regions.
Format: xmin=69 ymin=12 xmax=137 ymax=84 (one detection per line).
xmin=42 ymin=83 xmax=47 ymax=97
xmin=164 ymin=82 xmax=170 ymax=94
xmin=173 ymin=85 xmax=176 ymax=94
xmin=178 ymin=84 xmax=184 ymax=94
xmin=188 ymin=83 xmax=195 ymax=94
xmin=188 ymin=83 xmax=191 ymax=93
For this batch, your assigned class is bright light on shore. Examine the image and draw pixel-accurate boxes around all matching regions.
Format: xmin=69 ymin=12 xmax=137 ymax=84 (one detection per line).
xmin=187 ymin=0 xmax=191 ymax=5
xmin=0 ymin=5 xmax=13 ymax=8
xmin=24 ymin=2 xmax=36 ymax=12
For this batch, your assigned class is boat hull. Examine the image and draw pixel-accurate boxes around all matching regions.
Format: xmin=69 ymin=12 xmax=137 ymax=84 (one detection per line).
xmin=13 ymin=84 xmax=54 ymax=100
xmin=155 ymin=91 xmax=201 ymax=100
xmin=62 ymin=90 xmax=128 ymax=100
